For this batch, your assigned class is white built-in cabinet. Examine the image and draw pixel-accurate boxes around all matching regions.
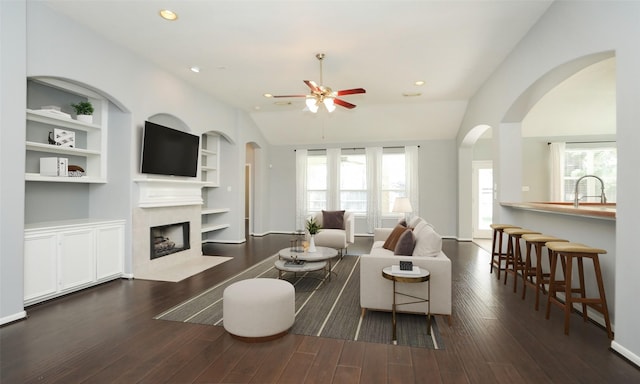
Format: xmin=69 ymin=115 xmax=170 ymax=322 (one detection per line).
xmin=200 ymin=132 xmax=230 ymax=237
xmin=25 ymin=77 xmax=107 ymax=183
xmin=24 ymin=219 xmax=125 ymax=306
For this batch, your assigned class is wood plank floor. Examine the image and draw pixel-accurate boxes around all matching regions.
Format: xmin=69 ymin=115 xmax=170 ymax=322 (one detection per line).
xmin=2 ymin=234 xmax=639 ymax=383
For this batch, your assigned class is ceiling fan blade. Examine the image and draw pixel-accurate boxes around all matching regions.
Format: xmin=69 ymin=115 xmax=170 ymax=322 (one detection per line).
xmin=272 ymin=94 xmax=307 ymax=98
xmin=304 ymin=80 xmax=320 ymax=92
xmin=336 ymin=88 xmax=366 ymax=96
xmin=334 ymin=98 xmax=356 ymax=109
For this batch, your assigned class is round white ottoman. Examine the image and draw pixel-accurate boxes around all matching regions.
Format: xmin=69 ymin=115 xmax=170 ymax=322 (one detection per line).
xmin=223 ymin=278 xmax=295 ymax=341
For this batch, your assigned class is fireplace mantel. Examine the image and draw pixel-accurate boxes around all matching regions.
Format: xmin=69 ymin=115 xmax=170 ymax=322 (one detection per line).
xmin=135 ymin=178 xmax=205 ymax=208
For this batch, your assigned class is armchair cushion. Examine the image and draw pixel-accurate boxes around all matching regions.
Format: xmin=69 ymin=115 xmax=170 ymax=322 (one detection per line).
xmin=322 ymin=210 xmax=345 ymax=230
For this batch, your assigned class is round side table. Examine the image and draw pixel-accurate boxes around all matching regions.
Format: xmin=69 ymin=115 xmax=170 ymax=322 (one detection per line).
xmin=382 ymin=266 xmax=431 ymax=344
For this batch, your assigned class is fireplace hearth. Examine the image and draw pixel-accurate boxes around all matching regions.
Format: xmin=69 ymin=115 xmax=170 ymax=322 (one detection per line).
xmin=150 ymin=221 xmax=190 ymax=259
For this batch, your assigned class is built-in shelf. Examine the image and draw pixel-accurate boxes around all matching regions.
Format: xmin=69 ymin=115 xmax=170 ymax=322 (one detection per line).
xmin=25 ymin=78 xmax=107 ymax=184
xmin=200 ymin=132 xmax=228 ymax=240
xmin=202 ymin=208 xmax=230 ymax=215
xmin=201 ymin=223 xmax=230 ymax=234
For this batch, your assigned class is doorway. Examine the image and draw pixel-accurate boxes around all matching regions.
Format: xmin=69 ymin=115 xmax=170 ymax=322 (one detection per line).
xmin=472 ymin=160 xmax=493 ymax=239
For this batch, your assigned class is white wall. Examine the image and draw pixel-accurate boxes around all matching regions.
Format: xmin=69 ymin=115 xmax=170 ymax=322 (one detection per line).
xmin=0 ymin=0 xmax=27 ymax=324
xmin=457 ymin=1 xmax=640 ymax=365
xmin=267 ymin=139 xmax=458 ymax=238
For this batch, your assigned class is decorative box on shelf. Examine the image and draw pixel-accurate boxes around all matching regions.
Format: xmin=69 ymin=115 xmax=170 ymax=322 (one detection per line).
xmin=40 ymin=157 xmax=68 ymax=177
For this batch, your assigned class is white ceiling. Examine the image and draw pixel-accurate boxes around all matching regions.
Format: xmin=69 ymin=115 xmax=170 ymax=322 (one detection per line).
xmin=44 ymin=0 xmax=557 ymax=145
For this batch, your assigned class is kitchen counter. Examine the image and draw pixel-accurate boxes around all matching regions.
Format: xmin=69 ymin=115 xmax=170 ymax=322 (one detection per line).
xmin=500 ymin=201 xmax=616 ymax=220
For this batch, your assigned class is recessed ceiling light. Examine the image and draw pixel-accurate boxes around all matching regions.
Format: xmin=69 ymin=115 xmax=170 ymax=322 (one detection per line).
xmin=159 ymin=9 xmax=178 ymax=21
xmin=190 ymin=66 xmax=200 ymax=73
xmin=263 ymin=93 xmax=273 ymax=98
xmin=415 ymin=80 xmax=425 ymax=86
xmin=402 ymin=92 xmax=422 ymax=97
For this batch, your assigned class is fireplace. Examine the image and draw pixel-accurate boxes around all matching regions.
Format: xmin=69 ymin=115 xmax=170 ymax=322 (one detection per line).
xmin=150 ymin=221 xmax=190 ymax=259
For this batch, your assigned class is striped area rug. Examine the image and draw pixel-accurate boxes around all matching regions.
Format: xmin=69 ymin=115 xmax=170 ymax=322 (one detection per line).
xmin=155 ymin=254 xmax=443 ymax=349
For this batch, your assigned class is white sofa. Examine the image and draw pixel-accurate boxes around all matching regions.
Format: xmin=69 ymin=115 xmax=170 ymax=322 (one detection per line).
xmin=360 ymin=217 xmax=452 ymax=323
xmin=310 ymin=211 xmax=355 ymax=255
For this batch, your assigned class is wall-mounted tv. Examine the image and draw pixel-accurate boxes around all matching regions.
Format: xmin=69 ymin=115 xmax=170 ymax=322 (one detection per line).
xmin=140 ymin=121 xmax=200 ymax=177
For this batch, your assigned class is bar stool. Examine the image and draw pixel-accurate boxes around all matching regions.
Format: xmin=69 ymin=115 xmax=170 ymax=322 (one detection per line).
xmin=521 ymin=234 xmax=568 ymax=311
xmin=503 ymin=228 xmax=540 ymax=293
xmin=489 ymin=224 xmax=520 ymax=279
xmin=545 ymin=242 xmax=613 ymax=339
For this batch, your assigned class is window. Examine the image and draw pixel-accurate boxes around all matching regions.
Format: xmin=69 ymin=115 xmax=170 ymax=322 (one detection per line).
xmin=381 ymin=151 xmax=406 ymax=215
xmin=306 ymin=152 xmax=327 ymax=211
xmin=563 ymin=144 xmax=616 ymax=203
xmin=340 ymin=153 xmax=366 ymax=213
xmin=303 ymin=147 xmax=409 ymax=216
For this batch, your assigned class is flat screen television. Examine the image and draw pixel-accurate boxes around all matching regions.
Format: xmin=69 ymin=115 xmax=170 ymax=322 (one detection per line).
xmin=140 ymin=121 xmax=200 ymax=177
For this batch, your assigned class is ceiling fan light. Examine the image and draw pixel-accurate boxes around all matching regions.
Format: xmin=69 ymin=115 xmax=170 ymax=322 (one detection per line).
xmin=324 ymin=98 xmax=336 ymax=112
xmin=306 ymin=97 xmax=319 ymax=113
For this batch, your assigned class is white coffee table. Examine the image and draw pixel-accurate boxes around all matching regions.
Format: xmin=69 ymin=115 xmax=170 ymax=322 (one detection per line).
xmin=275 ymin=246 xmax=338 ymax=282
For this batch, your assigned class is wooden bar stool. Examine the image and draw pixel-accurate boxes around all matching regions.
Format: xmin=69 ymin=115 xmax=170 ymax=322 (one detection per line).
xmin=521 ymin=234 xmax=568 ymax=311
xmin=503 ymin=228 xmax=540 ymax=293
xmin=545 ymin=242 xmax=613 ymax=339
xmin=489 ymin=224 xmax=520 ymax=279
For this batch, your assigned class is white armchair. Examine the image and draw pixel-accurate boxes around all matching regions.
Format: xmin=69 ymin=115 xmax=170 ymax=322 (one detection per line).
xmin=310 ymin=210 xmax=355 ymax=255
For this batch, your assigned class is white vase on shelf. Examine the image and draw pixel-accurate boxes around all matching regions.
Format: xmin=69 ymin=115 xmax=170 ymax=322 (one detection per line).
xmin=76 ymin=114 xmax=93 ymax=124
xmin=308 ymin=235 xmax=317 ymax=253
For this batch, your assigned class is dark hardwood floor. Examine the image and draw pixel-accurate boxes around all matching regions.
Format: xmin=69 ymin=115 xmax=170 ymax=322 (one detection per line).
xmin=1 ymin=234 xmax=638 ymax=383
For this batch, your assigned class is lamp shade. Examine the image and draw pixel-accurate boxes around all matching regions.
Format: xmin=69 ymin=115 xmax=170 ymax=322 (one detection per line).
xmin=392 ymin=197 xmax=413 ymax=213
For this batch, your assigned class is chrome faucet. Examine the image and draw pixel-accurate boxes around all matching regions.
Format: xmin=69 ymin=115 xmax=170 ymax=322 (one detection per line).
xmin=573 ymin=175 xmax=607 ymax=208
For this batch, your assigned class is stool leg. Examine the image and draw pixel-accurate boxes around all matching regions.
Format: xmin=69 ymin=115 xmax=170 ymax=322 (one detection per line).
xmin=533 ymin=243 xmax=544 ymax=311
xmin=503 ymin=235 xmax=514 ymax=286
xmin=512 ymin=236 xmax=523 ymax=293
xmin=490 ymin=229 xmax=499 ymax=275
xmin=564 ymin=254 xmax=573 ymax=335
xmin=545 ymin=250 xmax=558 ymax=320
xmin=522 ymin=241 xmax=533 ymax=300
xmin=577 ymin=256 xmax=588 ymax=322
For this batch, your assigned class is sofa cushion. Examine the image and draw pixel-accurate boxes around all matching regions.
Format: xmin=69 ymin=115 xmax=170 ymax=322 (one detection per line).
xmin=322 ymin=210 xmax=345 ymax=230
xmin=394 ymin=228 xmax=416 ymax=255
xmin=382 ymin=224 xmax=406 ymax=251
xmin=412 ymin=223 xmax=442 ymax=257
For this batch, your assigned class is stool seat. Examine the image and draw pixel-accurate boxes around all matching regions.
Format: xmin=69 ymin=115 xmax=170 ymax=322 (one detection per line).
xmin=489 ymin=224 xmax=520 ymax=279
xmin=521 ymin=234 xmax=568 ymax=243
xmin=545 ymin=242 xmax=612 ymax=339
xmin=521 ymin=234 xmax=568 ymax=310
xmin=504 ymin=228 xmax=540 ymax=236
xmin=503 ymin=228 xmax=540 ymax=292
xmin=546 ymin=242 xmax=606 ymax=255
xmin=490 ymin=223 xmax=520 ymax=230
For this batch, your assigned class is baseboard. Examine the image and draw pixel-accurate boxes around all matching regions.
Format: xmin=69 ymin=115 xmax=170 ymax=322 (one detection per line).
xmin=0 ymin=310 xmax=27 ymax=326
xmin=611 ymin=341 xmax=640 ymax=368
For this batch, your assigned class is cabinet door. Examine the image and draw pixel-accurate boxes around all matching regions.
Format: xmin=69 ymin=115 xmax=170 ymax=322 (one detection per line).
xmin=59 ymin=228 xmax=95 ymax=291
xmin=24 ymin=233 xmax=58 ymax=303
xmin=96 ymin=224 xmax=124 ymax=280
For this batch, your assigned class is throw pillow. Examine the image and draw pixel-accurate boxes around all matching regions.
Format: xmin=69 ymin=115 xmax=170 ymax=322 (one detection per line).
xmin=394 ymin=228 xmax=416 ymax=255
xmin=322 ymin=210 xmax=346 ymax=230
xmin=412 ymin=224 xmax=443 ymax=257
xmin=382 ymin=224 xmax=407 ymax=251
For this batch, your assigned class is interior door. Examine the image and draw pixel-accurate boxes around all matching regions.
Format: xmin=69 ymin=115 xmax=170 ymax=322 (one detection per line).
xmin=472 ymin=160 xmax=493 ymax=238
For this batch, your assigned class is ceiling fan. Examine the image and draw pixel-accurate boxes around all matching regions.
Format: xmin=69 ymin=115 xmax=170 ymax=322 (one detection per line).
xmin=272 ymin=53 xmax=366 ymax=113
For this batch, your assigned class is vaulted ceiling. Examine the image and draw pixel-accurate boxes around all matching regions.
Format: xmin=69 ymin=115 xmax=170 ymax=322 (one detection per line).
xmin=45 ymin=1 xmax=561 ymax=145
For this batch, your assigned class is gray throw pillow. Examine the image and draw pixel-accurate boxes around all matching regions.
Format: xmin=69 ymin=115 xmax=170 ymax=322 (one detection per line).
xmin=322 ymin=210 xmax=345 ymax=230
xmin=394 ymin=228 xmax=416 ymax=256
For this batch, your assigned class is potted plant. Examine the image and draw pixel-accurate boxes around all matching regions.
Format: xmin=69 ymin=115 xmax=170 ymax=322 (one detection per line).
xmin=305 ymin=217 xmax=321 ymax=252
xmin=71 ymin=101 xmax=94 ymax=124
